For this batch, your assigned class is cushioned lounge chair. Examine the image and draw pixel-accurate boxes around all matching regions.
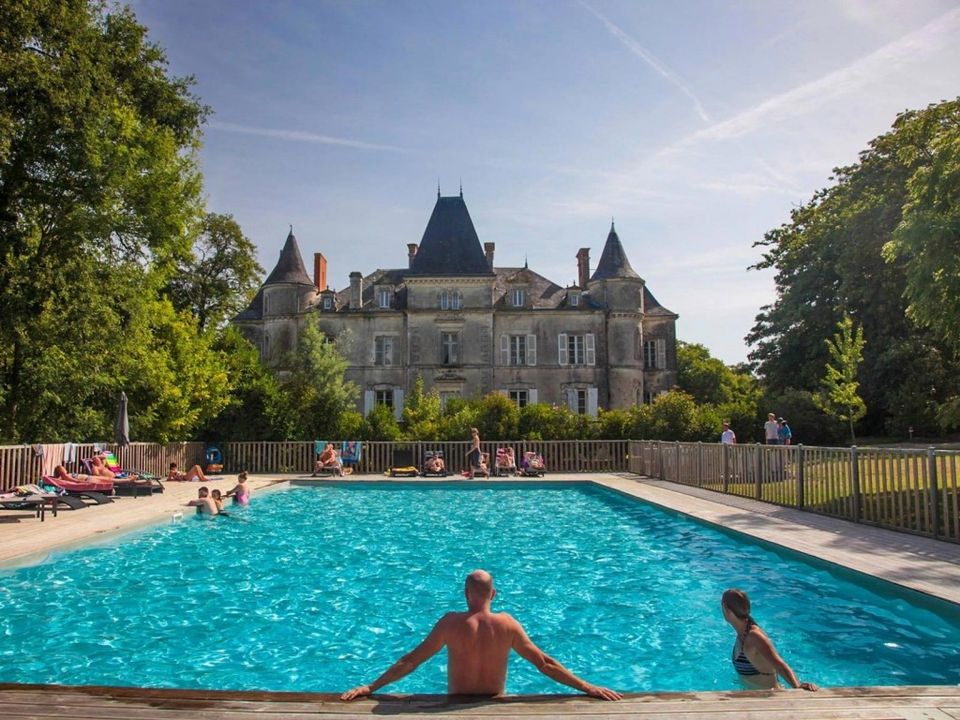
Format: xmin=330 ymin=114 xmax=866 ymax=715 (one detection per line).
xmin=493 ymin=448 xmax=516 ymax=477
xmin=519 ymin=451 xmax=546 ymax=477
xmin=41 ymin=474 xmax=114 ymax=503
xmin=81 ymin=456 xmax=164 ymax=495
xmin=421 ymin=450 xmax=448 ymax=477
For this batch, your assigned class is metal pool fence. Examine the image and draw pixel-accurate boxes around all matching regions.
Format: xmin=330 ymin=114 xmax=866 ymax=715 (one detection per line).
xmin=1 ymin=439 xmax=957 ymax=544
xmin=628 ymin=441 xmax=960 ymax=544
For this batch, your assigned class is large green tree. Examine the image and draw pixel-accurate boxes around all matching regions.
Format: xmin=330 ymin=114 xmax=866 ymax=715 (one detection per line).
xmin=0 ymin=0 xmax=220 ymax=441
xmin=165 ymin=213 xmax=263 ymax=331
xmin=748 ymin=98 xmax=960 ymax=437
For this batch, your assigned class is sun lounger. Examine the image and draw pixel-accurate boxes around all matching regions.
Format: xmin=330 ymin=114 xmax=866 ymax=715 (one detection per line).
xmin=82 ymin=455 xmax=164 ymax=494
xmin=493 ymin=448 xmax=516 ymax=477
xmin=41 ymin=474 xmax=114 ymax=502
xmin=389 ymin=448 xmax=419 ymax=477
xmin=421 ymin=450 xmax=448 ymax=477
xmin=0 ymin=491 xmax=62 ymax=521
xmin=519 ymin=451 xmax=546 ymax=477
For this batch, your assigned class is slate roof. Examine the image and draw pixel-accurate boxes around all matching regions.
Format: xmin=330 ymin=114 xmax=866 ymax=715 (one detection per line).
xmin=493 ymin=267 xmax=596 ymax=309
xmin=590 ymin=223 xmax=641 ymax=282
xmin=264 ymin=229 xmax=314 ymax=286
xmin=408 ymin=195 xmax=494 ymax=276
xmin=644 ymin=286 xmax=677 ymax=318
xmin=233 ymin=288 xmax=264 ymax=321
xmin=333 ymin=268 xmax=408 ymax=311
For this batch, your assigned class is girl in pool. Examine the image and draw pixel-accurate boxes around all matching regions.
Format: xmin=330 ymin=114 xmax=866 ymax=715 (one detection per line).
xmin=721 ymin=589 xmax=817 ymax=691
xmin=226 ymin=471 xmax=251 ymax=506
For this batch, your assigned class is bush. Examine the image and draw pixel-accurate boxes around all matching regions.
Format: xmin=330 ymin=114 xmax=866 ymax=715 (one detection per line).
xmin=361 ymin=404 xmax=401 ymax=440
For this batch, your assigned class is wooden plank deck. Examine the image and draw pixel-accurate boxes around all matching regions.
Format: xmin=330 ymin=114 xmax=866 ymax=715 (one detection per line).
xmin=1 ymin=684 xmax=959 ymax=719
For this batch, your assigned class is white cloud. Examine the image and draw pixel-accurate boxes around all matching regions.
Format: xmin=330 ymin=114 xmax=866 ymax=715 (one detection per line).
xmin=208 ymin=121 xmax=408 ymax=152
xmin=578 ymin=1 xmax=711 ymax=123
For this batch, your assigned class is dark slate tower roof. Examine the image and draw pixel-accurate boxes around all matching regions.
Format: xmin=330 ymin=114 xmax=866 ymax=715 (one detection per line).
xmin=590 ymin=222 xmax=641 ymax=282
xmin=264 ymin=227 xmax=313 ymax=285
xmin=408 ymin=195 xmax=494 ymax=276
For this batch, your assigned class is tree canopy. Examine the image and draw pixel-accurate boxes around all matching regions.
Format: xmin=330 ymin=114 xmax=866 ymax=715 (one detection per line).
xmin=748 ymin=98 xmax=960 ymax=439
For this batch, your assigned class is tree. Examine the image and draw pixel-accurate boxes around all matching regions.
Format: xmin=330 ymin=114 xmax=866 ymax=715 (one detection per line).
xmin=361 ymin=403 xmax=401 ymax=441
xmin=165 ymin=213 xmax=263 ymax=331
xmin=401 ymin=376 xmax=443 ymax=440
xmin=0 ymin=0 xmax=209 ymax=441
xmin=884 ymin=109 xmax=960 ymax=353
xmin=747 ymin=99 xmax=960 ymax=437
xmin=280 ymin=317 xmax=359 ymax=440
xmin=677 ymin=341 xmax=762 ymax=437
xmin=814 ymin=314 xmax=866 ymax=442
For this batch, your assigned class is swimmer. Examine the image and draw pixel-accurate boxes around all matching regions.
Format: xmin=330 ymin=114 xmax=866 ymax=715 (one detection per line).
xmin=225 ymin=471 xmax=250 ymax=506
xmin=186 ymin=486 xmax=219 ymax=517
xmin=210 ymin=488 xmax=229 ymax=516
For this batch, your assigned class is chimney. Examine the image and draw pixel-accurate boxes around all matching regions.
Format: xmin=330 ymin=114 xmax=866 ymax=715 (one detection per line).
xmin=349 ymin=271 xmax=363 ymax=310
xmin=484 ymin=242 xmax=495 ymax=271
xmin=577 ymin=248 xmax=590 ymax=289
xmin=407 ymin=243 xmax=418 ymax=269
xmin=313 ymin=253 xmax=327 ymax=291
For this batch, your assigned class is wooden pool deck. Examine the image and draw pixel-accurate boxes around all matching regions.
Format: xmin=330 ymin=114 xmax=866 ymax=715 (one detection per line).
xmin=1 ymin=684 xmax=959 ymax=719
xmin=1 ymin=474 xmax=958 ymax=718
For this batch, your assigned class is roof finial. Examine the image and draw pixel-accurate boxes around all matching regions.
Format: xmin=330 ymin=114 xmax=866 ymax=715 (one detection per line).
xmin=289 ymin=224 xmax=294 ymax=235
xmin=524 ymin=255 xmax=528 ymax=269
xmin=459 ymin=178 xmax=463 ymax=198
xmin=611 ymin=217 xmax=615 ymax=231
xmin=437 ymin=179 xmax=441 ymax=199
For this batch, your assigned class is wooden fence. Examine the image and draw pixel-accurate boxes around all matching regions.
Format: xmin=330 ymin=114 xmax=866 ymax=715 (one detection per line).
xmin=4 ymin=439 xmax=957 ymax=544
xmin=629 ymin=441 xmax=960 ymax=544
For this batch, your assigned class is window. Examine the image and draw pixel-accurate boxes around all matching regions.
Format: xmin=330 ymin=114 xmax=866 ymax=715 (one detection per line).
xmin=439 ymin=391 xmax=460 ymax=409
xmin=374 ymin=336 xmax=394 ymax=366
xmin=375 ymin=389 xmax=393 ymax=409
xmin=569 ymin=292 xmax=580 ymax=307
xmin=378 ymin=288 xmax=391 ymax=309
xmin=643 ymin=390 xmax=655 ymax=405
xmin=511 ymin=289 xmax=525 ymax=307
xmin=441 ymin=331 xmax=460 ymax=365
xmin=500 ymin=334 xmax=537 ymax=366
xmin=509 ymin=390 xmax=529 ymax=409
xmin=644 ymin=338 xmax=666 ymax=369
xmin=322 ymin=296 xmax=333 ymax=310
xmin=566 ymin=387 xmax=598 ymax=416
xmin=439 ymin=290 xmax=462 ymax=310
xmin=558 ymin=333 xmax=595 ymax=366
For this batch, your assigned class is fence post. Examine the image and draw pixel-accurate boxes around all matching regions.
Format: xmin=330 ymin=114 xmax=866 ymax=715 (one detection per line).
xmin=657 ymin=441 xmax=663 ymax=479
xmin=675 ymin=441 xmax=681 ymax=484
xmin=754 ymin=444 xmax=762 ymax=499
xmin=796 ymin=444 xmax=805 ymax=509
xmin=851 ymin=446 xmax=861 ymax=523
xmin=722 ymin=443 xmax=730 ymax=493
xmin=696 ymin=442 xmax=703 ymax=487
xmin=928 ymin=446 xmax=940 ymax=540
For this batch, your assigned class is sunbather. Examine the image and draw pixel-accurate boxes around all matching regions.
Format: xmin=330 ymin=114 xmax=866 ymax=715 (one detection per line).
xmin=53 ymin=465 xmax=105 ymax=484
xmin=495 ymin=448 xmax=516 ymax=474
xmin=168 ymin=462 xmax=207 ymax=482
xmin=424 ymin=454 xmax=446 ymax=474
xmin=226 ymin=472 xmax=251 ymax=506
xmin=89 ymin=454 xmax=117 ymax=479
xmin=315 ymin=443 xmax=344 ymax=476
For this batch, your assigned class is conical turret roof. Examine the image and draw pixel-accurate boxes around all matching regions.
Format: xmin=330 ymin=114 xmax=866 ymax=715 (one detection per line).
xmin=590 ymin=222 xmax=640 ymax=282
xmin=408 ymin=195 xmax=493 ymax=276
xmin=264 ymin=227 xmax=313 ymax=285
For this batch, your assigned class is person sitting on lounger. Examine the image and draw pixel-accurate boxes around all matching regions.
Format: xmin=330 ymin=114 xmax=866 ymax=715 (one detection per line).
xmin=495 ymin=448 xmax=516 ymax=474
xmin=522 ymin=452 xmax=545 ymax=472
xmin=89 ymin=454 xmax=117 ymax=479
xmin=314 ymin=443 xmax=344 ymax=476
xmin=53 ymin=465 xmax=104 ymax=484
xmin=225 ymin=472 xmax=251 ymax=506
xmin=341 ymin=569 xmax=621 ymax=701
xmin=721 ymin=589 xmax=817 ymax=691
xmin=186 ymin=486 xmax=219 ymax=517
xmin=424 ymin=454 xmax=446 ymax=474
xmin=168 ymin=462 xmax=207 ymax=482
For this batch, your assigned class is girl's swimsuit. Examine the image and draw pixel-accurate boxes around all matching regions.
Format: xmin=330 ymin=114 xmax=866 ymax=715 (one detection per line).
xmin=233 ymin=489 xmax=249 ymax=506
xmin=732 ymin=633 xmax=774 ymax=677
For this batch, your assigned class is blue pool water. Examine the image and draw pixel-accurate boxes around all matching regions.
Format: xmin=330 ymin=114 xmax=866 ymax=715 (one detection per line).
xmin=0 ymin=482 xmax=958 ymax=693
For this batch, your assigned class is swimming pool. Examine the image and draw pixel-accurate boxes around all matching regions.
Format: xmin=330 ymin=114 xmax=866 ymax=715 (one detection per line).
xmin=0 ymin=482 xmax=957 ymax=693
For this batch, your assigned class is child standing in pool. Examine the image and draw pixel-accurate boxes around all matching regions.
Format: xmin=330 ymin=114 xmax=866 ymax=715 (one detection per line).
xmin=210 ymin=488 xmax=229 ymax=515
xmin=226 ymin=471 xmax=251 ymax=506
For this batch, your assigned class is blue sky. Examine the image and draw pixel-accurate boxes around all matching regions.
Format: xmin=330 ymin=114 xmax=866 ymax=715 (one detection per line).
xmin=132 ymin=0 xmax=960 ymax=364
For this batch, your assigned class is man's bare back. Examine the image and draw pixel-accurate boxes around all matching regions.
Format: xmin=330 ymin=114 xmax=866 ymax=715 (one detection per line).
xmin=341 ymin=570 xmax=621 ymax=702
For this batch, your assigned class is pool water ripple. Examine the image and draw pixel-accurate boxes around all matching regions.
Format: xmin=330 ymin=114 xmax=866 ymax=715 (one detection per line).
xmin=0 ymin=482 xmax=958 ymax=693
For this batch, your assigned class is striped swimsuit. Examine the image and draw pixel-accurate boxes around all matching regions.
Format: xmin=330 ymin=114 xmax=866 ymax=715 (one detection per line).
xmin=732 ymin=633 xmax=774 ymax=678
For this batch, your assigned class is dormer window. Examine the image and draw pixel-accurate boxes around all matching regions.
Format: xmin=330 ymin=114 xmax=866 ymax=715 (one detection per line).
xmin=569 ymin=291 xmax=580 ymax=307
xmin=322 ymin=296 xmax=333 ymax=310
xmin=511 ymin=289 xmax=525 ymax=308
xmin=440 ymin=290 xmax=461 ymax=310
xmin=377 ymin=287 xmax=391 ymax=309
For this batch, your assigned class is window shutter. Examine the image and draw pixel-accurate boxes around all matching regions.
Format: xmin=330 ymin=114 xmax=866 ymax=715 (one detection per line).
xmin=363 ymin=390 xmax=374 ymax=416
xmin=558 ymin=333 xmax=568 ymax=365
xmin=529 ymin=388 xmax=538 ymax=404
xmin=385 ymin=338 xmax=393 ymax=367
xmin=585 ymin=333 xmax=596 ymax=366
xmin=656 ymin=338 xmax=666 ymax=369
xmin=393 ymin=388 xmax=404 ymax=420
xmin=587 ymin=387 xmax=598 ymax=417
xmin=527 ymin=334 xmax=537 ymax=366
xmin=565 ymin=388 xmax=577 ymax=412
xmin=500 ymin=334 xmax=509 ymax=365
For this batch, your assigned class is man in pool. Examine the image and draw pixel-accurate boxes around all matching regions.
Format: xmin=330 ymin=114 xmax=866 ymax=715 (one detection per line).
xmin=340 ymin=570 xmax=622 ymax=701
